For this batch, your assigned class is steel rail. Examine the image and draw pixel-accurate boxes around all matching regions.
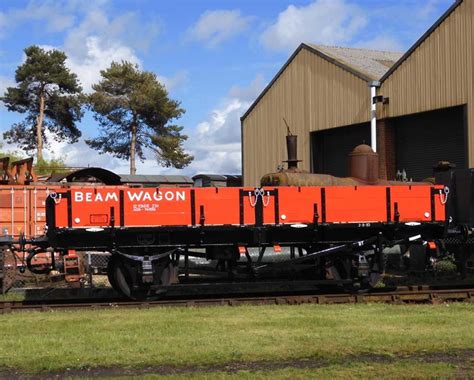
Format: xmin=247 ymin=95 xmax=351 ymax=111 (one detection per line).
xmin=1 ymin=288 xmax=473 ymax=314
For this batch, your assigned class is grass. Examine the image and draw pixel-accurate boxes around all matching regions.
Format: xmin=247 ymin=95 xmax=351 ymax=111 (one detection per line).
xmin=0 ymin=303 xmax=473 ymax=374
xmin=0 ymin=292 xmax=25 ymax=301
xmin=116 ymin=361 xmax=471 ymax=380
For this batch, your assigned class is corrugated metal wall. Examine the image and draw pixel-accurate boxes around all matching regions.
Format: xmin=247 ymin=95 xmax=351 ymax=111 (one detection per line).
xmin=242 ymin=48 xmax=371 ymax=186
xmin=379 ymin=0 xmax=474 ymax=167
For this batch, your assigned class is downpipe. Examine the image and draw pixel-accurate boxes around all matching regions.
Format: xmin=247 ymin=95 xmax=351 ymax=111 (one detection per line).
xmin=370 ymin=81 xmax=380 ymax=152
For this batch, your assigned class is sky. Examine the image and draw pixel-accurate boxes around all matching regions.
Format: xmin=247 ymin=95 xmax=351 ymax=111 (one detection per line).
xmin=0 ymin=0 xmax=455 ymax=176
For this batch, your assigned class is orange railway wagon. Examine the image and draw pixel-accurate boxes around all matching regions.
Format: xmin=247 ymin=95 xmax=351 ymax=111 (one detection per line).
xmin=38 ymin=184 xmax=449 ymax=299
xmin=50 ymin=185 xmax=446 ymax=229
xmin=0 ymin=186 xmax=58 ymax=239
xmin=0 ymin=185 xmax=82 ymax=283
xmin=0 ymin=186 xmax=56 ymax=271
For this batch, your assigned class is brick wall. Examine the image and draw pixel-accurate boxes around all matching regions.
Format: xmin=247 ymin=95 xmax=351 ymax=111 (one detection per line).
xmin=377 ymin=119 xmax=396 ymax=180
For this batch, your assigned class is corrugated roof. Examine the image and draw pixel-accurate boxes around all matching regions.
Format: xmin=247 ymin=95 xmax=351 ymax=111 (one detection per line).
xmin=241 ymin=43 xmax=402 ymax=121
xmin=307 ymin=44 xmax=402 ymax=80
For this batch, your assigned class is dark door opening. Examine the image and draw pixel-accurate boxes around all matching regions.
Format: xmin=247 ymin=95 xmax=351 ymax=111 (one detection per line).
xmin=311 ymin=122 xmax=370 ymax=176
xmin=394 ymin=105 xmax=467 ymax=181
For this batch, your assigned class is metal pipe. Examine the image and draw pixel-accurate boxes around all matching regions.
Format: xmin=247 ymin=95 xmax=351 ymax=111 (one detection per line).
xmin=286 ymin=135 xmax=298 ymax=169
xmin=370 ymin=84 xmax=377 ymax=152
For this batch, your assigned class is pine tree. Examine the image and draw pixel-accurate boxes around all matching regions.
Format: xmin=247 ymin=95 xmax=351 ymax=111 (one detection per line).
xmin=1 ymin=46 xmax=83 ymax=160
xmin=87 ymin=61 xmax=193 ymax=175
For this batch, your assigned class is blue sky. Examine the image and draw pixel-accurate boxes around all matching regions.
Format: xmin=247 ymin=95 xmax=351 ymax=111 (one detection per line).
xmin=0 ymin=0 xmax=454 ymax=175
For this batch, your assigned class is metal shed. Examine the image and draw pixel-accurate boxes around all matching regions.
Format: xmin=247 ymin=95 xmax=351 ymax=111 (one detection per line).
xmin=241 ymin=44 xmax=401 ymax=186
xmin=241 ymin=0 xmax=473 ymax=185
xmin=377 ymin=0 xmax=473 ymax=180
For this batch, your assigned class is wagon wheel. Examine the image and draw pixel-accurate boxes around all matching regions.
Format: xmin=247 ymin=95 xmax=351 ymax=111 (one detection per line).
xmin=107 ymin=254 xmax=175 ymax=300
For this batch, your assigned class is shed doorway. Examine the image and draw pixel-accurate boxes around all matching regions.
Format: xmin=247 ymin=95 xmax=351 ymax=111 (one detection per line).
xmin=311 ymin=122 xmax=370 ymax=176
xmin=393 ymin=105 xmax=467 ymax=181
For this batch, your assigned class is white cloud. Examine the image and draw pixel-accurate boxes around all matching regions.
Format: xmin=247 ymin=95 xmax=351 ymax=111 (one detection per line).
xmin=66 ymin=36 xmax=141 ymax=93
xmin=61 ymin=10 xmax=176 ymax=93
xmin=195 ymin=100 xmax=243 ymax=145
xmin=65 ymin=37 xmax=189 ymax=95
xmin=0 ymin=1 xmax=160 ymax=47
xmin=260 ymin=0 xmax=367 ymax=52
xmin=59 ymin=7 xmax=145 ymax=92
xmin=63 ymin=8 xmax=159 ymax=57
xmin=0 ymin=1 xmax=75 ymax=36
xmin=186 ymin=10 xmax=254 ymax=47
xmin=0 ymin=1 xmax=163 ymax=93
xmin=182 ymin=75 xmax=265 ymax=174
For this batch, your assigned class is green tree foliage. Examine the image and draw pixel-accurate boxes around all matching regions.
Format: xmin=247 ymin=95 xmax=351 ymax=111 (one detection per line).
xmin=1 ymin=46 xmax=83 ymax=161
xmin=0 ymin=149 xmax=23 ymax=162
xmin=0 ymin=142 xmax=67 ymax=175
xmin=87 ymin=61 xmax=193 ymax=175
xmin=34 ymin=157 xmax=68 ymax=175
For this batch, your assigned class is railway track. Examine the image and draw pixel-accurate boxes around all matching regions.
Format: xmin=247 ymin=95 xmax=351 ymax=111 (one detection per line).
xmin=1 ymin=287 xmax=473 ymax=313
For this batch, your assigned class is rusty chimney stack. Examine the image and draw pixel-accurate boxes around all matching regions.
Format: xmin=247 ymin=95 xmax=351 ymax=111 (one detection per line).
xmin=282 ymin=118 xmax=301 ymax=171
xmin=285 ymin=135 xmax=300 ymax=169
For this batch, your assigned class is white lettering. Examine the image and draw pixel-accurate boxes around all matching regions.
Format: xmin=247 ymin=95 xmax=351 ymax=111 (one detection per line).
xmin=74 ymin=191 xmax=118 ymax=203
xmin=105 ymin=192 xmax=118 ymax=202
xmin=127 ymin=191 xmax=142 ymax=201
xmin=176 ymin=191 xmax=186 ymax=201
xmin=123 ymin=190 xmax=187 ymax=202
